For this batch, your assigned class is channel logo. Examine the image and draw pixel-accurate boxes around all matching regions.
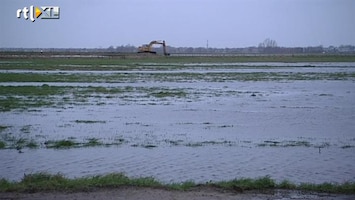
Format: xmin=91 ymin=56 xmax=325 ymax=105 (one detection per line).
xmin=17 ymin=6 xmax=60 ymax=22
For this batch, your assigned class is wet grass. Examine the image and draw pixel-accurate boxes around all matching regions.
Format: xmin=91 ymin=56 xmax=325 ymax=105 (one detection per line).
xmin=84 ymin=138 xmax=103 ymax=147
xmin=0 ymin=97 xmax=53 ymax=112
xmin=44 ymin=138 xmax=107 ymax=149
xmin=0 ymin=141 xmax=5 ymax=149
xmin=186 ymin=140 xmax=234 ymax=147
xmin=0 ymin=73 xmax=102 ymax=83
xmin=74 ymin=120 xmax=106 ymax=124
xmin=298 ymin=182 xmax=355 ymax=194
xmin=258 ymin=140 xmax=312 ymax=147
xmin=45 ymin=139 xmax=77 ymax=149
xmin=0 ymin=85 xmax=66 ymax=96
xmin=0 ymin=134 xmax=39 ymax=150
xmin=0 ymin=85 xmax=192 ymax=111
xmin=1 ymin=59 xmax=355 ymax=112
xmin=0 ymin=85 xmax=123 ymax=97
xmin=215 ymin=176 xmax=276 ymax=191
xmin=1 ymin=55 xmax=355 ymax=71
xmin=0 ymin=173 xmax=162 ymax=193
xmin=26 ymin=140 xmax=39 ymax=149
xmin=0 ymin=173 xmax=354 ymax=194
xmin=1 ymin=72 xmax=355 ymax=84
xmin=0 ymin=126 xmax=9 ymax=132
xmin=150 ymin=90 xmax=187 ymax=98
xmin=1 ymin=135 xmax=353 ymax=151
xmin=341 ymin=145 xmax=355 ymax=149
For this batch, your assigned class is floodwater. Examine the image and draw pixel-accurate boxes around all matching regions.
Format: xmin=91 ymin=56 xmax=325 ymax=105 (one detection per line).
xmin=1 ymin=63 xmax=355 ymax=184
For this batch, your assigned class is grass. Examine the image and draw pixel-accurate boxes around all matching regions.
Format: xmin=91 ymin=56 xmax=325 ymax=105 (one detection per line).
xmin=258 ymin=140 xmax=312 ymax=147
xmin=341 ymin=145 xmax=355 ymax=149
xmin=74 ymin=120 xmax=106 ymax=124
xmin=0 ymin=136 xmax=39 ymax=150
xmin=1 ymin=72 xmax=354 ymax=85
xmin=84 ymin=138 xmax=103 ymax=147
xmin=0 ymin=85 xmax=191 ymax=111
xmin=1 ymin=136 xmax=352 ymax=150
xmin=0 ymin=141 xmax=6 ymax=149
xmin=0 ymin=173 xmax=162 ymax=193
xmin=1 ymin=54 xmax=355 ymax=71
xmin=0 ymin=96 xmax=54 ymax=112
xmin=45 ymin=139 xmax=77 ymax=149
xmin=0 ymin=126 xmax=9 ymax=132
xmin=45 ymin=138 xmax=106 ymax=149
xmin=150 ymin=90 xmax=187 ymax=98
xmin=1 ymin=57 xmax=355 ymax=112
xmin=0 ymin=137 xmax=107 ymax=150
xmin=0 ymin=173 xmax=354 ymax=194
xmin=26 ymin=140 xmax=39 ymax=148
xmin=215 ymin=176 xmax=276 ymax=191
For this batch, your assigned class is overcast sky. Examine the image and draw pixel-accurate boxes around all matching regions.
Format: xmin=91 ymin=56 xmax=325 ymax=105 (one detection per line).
xmin=1 ymin=0 xmax=354 ymax=48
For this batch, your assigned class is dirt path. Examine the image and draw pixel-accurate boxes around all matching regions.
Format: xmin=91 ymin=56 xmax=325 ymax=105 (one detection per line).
xmin=1 ymin=187 xmax=354 ymax=200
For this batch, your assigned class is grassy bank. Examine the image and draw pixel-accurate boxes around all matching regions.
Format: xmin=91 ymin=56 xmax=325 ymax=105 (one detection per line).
xmin=0 ymin=173 xmax=354 ymax=194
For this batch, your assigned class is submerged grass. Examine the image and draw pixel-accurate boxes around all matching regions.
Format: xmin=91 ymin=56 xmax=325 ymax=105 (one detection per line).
xmin=150 ymin=90 xmax=187 ymax=98
xmin=74 ymin=120 xmax=106 ymax=124
xmin=0 ymin=126 xmax=9 ymax=132
xmin=0 ymin=136 xmax=39 ymax=150
xmin=0 ymin=173 xmax=354 ymax=194
xmin=0 ymin=85 xmax=191 ymax=111
xmin=84 ymin=138 xmax=103 ymax=147
xmin=45 ymin=139 xmax=77 ymax=149
xmin=258 ymin=140 xmax=312 ymax=148
xmin=1 ymin=136 xmax=352 ymax=150
xmin=44 ymin=138 xmax=106 ymax=149
xmin=1 ymin=71 xmax=355 ymax=85
xmin=0 ymin=141 xmax=6 ymax=149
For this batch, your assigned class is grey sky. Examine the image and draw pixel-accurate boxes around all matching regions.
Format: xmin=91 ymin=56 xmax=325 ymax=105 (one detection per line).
xmin=1 ymin=0 xmax=354 ymax=48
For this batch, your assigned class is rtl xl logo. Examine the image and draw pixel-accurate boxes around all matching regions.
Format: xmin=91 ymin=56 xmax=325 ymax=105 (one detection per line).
xmin=17 ymin=6 xmax=60 ymax=22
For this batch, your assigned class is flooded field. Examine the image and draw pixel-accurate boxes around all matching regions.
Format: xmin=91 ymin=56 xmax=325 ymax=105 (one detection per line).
xmin=1 ymin=60 xmax=355 ymax=184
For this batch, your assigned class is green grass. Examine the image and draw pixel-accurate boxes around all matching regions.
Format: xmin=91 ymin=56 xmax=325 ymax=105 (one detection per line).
xmin=0 ymin=173 xmax=354 ymax=194
xmin=0 ymin=86 xmax=193 ymax=111
xmin=1 ymin=55 xmax=355 ymax=71
xmin=258 ymin=140 xmax=313 ymax=148
xmin=341 ymin=145 xmax=355 ymax=149
xmin=150 ymin=90 xmax=187 ymax=98
xmin=45 ymin=139 xmax=77 ymax=149
xmin=169 ymin=181 xmax=196 ymax=190
xmin=0 ymin=136 xmax=39 ymax=150
xmin=2 ymin=135 xmax=351 ymax=150
xmin=0 ymin=126 xmax=9 ymax=132
xmin=44 ymin=138 xmax=107 ymax=149
xmin=0 ymin=141 xmax=6 ymax=149
xmin=299 ymin=182 xmax=355 ymax=194
xmin=74 ymin=120 xmax=106 ymax=124
xmin=0 ymin=85 xmax=66 ymax=95
xmin=84 ymin=138 xmax=103 ymax=147
xmin=0 ymin=98 xmax=53 ymax=112
xmin=26 ymin=140 xmax=39 ymax=149
xmin=1 ymin=72 xmax=354 ymax=84
xmin=215 ymin=176 xmax=276 ymax=191
xmin=0 ymin=173 xmax=162 ymax=192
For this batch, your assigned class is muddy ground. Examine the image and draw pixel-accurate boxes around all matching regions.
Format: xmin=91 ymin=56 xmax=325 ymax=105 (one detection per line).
xmin=1 ymin=187 xmax=355 ymax=200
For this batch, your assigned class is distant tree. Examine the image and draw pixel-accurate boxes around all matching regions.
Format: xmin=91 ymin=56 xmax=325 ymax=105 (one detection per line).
xmin=107 ymin=46 xmax=115 ymax=52
xmin=258 ymin=38 xmax=278 ymax=48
